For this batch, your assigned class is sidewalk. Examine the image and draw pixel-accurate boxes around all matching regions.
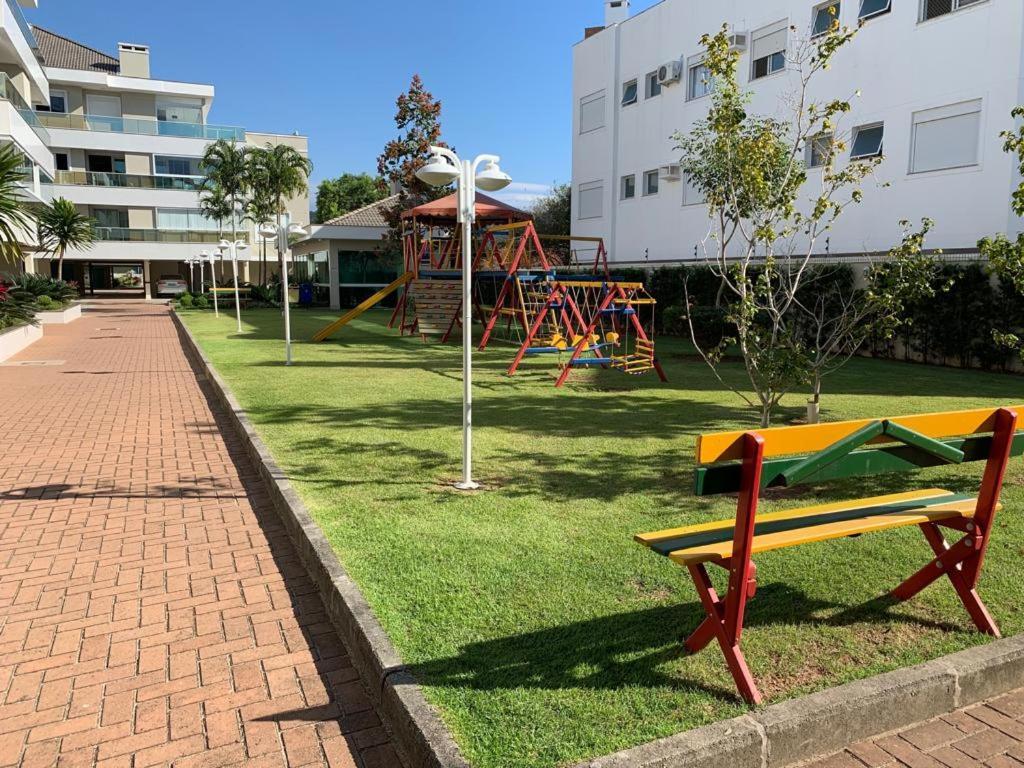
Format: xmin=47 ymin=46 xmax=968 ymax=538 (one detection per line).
xmin=803 ymin=688 xmax=1024 ymax=767
xmin=0 ymin=302 xmax=400 ymax=768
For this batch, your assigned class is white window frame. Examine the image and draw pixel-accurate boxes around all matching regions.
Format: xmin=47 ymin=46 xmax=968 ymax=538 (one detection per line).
xmin=858 ymin=0 xmax=892 ymax=21
xmin=750 ymin=20 xmax=788 ymax=82
xmin=645 ymin=71 xmax=661 ymax=100
xmin=156 ymin=98 xmax=203 ymax=124
xmin=643 ymin=170 xmax=659 ymax=197
xmin=909 ymin=99 xmax=983 ymax=174
xmin=687 ymin=56 xmax=713 ymax=101
xmin=48 ymin=89 xmax=68 ymax=114
xmin=621 ymin=78 xmax=639 ymax=108
xmin=86 ymin=93 xmax=122 ymax=118
xmin=811 ymin=2 xmax=841 ymax=38
xmin=682 ymin=173 xmax=705 ymax=207
xmin=620 ymin=174 xmax=636 ymax=200
xmin=850 ymin=123 xmax=885 ymax=160
xmin=579 ymin=90 xmax=606 ymax=135
xmin=919 ymin=0 xmax=987 ymax=23
xmin=153 ymin=155 xmax=203 ymax=177
xmin=578 ymin=180 xmax=604 ymax=220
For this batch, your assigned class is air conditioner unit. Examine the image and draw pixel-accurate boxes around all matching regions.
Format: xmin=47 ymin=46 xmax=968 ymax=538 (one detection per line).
xmin=659 ymin=164 xmax=682 ymax=181
xmin=657 ymin=59 xmax=683 ymax=86
xmin=727 ymin=33 xmax=748 ymax=51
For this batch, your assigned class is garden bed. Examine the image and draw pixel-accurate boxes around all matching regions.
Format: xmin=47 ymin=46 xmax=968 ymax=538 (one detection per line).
xmin=0 ymin=322 xmax=43 ymax=362
xmin=180 ymin=308 xmax=1024 ymax=768
xmin=36 ymin=301 xmax=82 ymax=325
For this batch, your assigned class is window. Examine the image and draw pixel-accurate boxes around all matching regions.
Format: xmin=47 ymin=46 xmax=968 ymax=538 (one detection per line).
xmin=155 ymin=155 xmax=202 ymax=176
xmin=578 ymin=181 xmax=604 ymax=220
xmin=579 ymin=90 xmax=605 ymax=134
xmin=807 ymin=134 xmax=834 ymax=168
xmin=921 ymin=0 xmax=986 ymax=22
xmin=682 ymin=174 xmax=705 ymax=206
xmin=643 ymin=170 xmax=659 ymax=196
xmin=92 ymin=208 xmax=129 ymax=229
xmin=812 ymin=2 xmax=840 ymax=37
xmin=751 ymin=22 xmax=787 ymax=80
xmin=156 ymin=100 xmax=202 ymax=124
xmin=687 ymin=60 xmax=713 ymax=100
xmin=645 ymin=72 xmax=662 ymax=99
xmin=910 ymin=100 xmax=982 ymax=173
xmin=621 ymin=79 xmax=638 ymax=107
xmin=620 ymin=174 xmax=636 ymax=200
xmin=859 ymin=0 xmax=891 ymax=20
xmin=54 ymin=153 xmax=69 ymax=172
xmin=43 ymin=90 xmax=67 ymax=113
xmin=850 ymin=124 xmax=884 ymax=159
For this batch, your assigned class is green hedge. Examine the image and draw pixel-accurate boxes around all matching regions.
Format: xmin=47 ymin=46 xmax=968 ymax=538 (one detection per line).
xmin=633 ymin=263 xmax=1024 ymax=373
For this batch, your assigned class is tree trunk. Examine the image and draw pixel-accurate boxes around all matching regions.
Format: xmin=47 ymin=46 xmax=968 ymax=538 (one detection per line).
xmin=56 ymin=248 xmax=64 ymax=282
xmin=807 ymin=374 xmax=823 ymax=424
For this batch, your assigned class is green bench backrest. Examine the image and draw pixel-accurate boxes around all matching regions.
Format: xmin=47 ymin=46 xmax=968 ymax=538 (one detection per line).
xmin=694 ymin=406 xmax=1024 ymax=497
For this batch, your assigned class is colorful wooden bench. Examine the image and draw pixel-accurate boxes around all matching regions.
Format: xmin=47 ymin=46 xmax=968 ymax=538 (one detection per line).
xmin=636 ymin=406 xmax=1023 ymax=705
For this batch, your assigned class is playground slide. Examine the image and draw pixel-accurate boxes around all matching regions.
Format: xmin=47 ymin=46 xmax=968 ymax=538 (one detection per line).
xmin=312 ymin=272 xmax=414 ymax=342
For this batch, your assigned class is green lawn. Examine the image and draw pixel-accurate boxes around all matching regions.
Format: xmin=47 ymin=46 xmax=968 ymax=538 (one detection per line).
xmin=180 ymin=308 xmax=1024 ymax=768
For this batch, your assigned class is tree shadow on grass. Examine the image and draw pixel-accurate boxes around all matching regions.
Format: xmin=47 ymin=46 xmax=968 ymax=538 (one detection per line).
xmin=406 ymin=583 xmax=964 ymax=704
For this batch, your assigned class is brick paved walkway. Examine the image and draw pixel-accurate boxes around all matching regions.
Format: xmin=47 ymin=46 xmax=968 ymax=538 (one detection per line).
xmin=802 ymin=689 xmax=1024 ymax=767
xmin=0 ymin=302 xmax=401 ymax=768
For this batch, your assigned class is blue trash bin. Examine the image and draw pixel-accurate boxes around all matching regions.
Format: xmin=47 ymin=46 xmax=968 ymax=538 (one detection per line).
xmin=298 ymin=283 xmax=314 ymax=305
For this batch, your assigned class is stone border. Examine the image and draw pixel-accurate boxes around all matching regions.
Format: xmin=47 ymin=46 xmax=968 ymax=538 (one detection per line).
xmin=170 ymin=309 xmax=1024 ymax=768
xmin=0 ymin=322 xmax=43 ymax=362
xmin=170 ymin=311 xmax=470 ymax=768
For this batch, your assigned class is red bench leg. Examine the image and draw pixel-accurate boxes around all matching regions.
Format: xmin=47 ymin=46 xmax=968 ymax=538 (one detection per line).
xmin=891 ymin=407 xmax=1017 ymax=637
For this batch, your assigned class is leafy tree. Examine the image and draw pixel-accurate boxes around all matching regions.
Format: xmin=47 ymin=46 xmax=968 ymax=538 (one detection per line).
xmin=315 ymin=173 xmax=387 ymax=223
xmin=245 ymin=186 xmax=276 ymax=285
xmin=979 ymin=106 xmax=1024 ymax=360
xmin=677 ymin=21 xmax=883 ymax=426
xmin=0 ymin=144 xmax=36 ymax=264
xmin=377 ymin=74 xmax=451 ymax=238
xmin=530 ymin=183 xmax=571 ymax=236
xmin=201 ymin=139 xmax=251 ymax=286
xmin=248 ymin=143 xmax=313 ymax=279
xmin=37 ymin=197 xmax=95 ymax=283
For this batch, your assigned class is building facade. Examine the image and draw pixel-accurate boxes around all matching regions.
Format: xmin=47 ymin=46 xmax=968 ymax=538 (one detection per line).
xmin=572 ymin=0 xmax=1024 ymax=264
xmin=0 ymin=5 xmax=309 ymax=297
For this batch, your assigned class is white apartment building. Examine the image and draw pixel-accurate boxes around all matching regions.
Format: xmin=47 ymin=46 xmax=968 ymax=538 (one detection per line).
xmin=572 ymin=0 xmax=1024 ymax=264
xmin=0 ymin=6 xmax=309 ymax=297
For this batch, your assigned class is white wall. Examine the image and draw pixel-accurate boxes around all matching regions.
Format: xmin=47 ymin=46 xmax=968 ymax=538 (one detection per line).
xmin=572 ymin=0 xmax=1024 ymax=263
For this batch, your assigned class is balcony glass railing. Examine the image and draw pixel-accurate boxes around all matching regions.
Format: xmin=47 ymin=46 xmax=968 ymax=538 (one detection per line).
xmin=0 ymin=73 xmax=50 ymax=143
xmin=53 ymin=170 xmax=205 ymax=191
xmin=36 ymin=112 xmax=245 ymax=141
xmin=95 ymin=227 xmax=250 ymax=244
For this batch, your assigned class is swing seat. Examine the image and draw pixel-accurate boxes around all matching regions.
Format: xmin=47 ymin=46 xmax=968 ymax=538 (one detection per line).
xmin=611 ymin=354 xmax=656 ymax=374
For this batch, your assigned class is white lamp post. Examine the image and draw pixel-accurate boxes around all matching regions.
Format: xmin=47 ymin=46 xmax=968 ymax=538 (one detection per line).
xmin=415 ymin=146 xmax=511 ymax=491
xmin=259 ymin=219 xmax=308 ymax=366
xmin=184 ymin=256 xmax=196 ymax=294
xmin=199 ymin=250 xmax=220 ymax=317
xmin=218 ymin=238 xmax=249 ymax=334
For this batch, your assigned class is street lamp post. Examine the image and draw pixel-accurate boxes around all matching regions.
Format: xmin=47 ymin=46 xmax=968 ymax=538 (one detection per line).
xmin=415 ymin=146 xmax=511 ymax=491
xmin=218 ymin=238 xmax=248 ymax=334
xmin=258 ymin=219 xmax=308 ymax=366
xmin=200 ymin=250 xmax=220 ymax=318
xmin=185 ymin=256 xmax=196 ymax=294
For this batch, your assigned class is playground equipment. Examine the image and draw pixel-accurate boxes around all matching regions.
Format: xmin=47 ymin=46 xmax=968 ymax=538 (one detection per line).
xmin=508 ymin=277 xmax=667 ymax=388
xmin=312 ymin=192 xmax=529 ymax=342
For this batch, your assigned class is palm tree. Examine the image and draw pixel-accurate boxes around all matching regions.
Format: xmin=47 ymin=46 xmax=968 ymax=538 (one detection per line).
xmin=0 ymin=144 xmax=39 ymax=264
xmin=201 ymin=139 xmax=250 ymax=284
xmin=248 ymin=144 xmax=312 ymax=280
xmin=245 ymin=185 xmax=276 ymax=285
xmin=37 ymin=198 xmax=95 ymax=282
xmin=198 ymin=184 xmax=232 ymax=286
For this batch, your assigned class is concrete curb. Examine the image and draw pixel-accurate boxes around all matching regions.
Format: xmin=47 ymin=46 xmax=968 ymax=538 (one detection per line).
xmin=171 ymin=312 xmax=470 ymax=768
xmin=171 ymin=310 xmax=1024 ymax=768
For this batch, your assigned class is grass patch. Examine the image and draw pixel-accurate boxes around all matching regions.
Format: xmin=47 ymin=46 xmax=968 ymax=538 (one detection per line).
xmin=180 ymin=308 xmax=1024 ymax=768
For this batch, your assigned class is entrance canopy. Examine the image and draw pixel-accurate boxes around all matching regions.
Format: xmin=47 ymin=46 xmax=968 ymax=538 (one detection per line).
xmin=400 ymin=192 xmax=531 ymax=227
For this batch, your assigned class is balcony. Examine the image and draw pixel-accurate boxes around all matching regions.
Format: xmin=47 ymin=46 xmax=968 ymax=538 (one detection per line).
xmin=36 ymin=112 xmax=244 ymax=141
xmin=95 ymin=227 xmax=250 ymax=244
xmin=54 ymin=170 xmax=205 ymax=191
xmin=0 ymin=73 xmax=49 ymax=143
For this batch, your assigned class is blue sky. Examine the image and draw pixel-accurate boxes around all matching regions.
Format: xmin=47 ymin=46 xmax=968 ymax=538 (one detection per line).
xmin=27 ymin=0 xmax=661 ymax=207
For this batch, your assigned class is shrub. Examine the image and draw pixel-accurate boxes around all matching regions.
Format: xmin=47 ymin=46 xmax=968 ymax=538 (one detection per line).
xmin=177 ymin=293 xmax=194 ymax=309
xmin=11 ymin=274 xmax=77 ymax=305
xmin=35 ymin=295 xmax=55 ymax=309
xmin=193 ymin=295 xmax=209 ymax=309
xmin=0 ymin=283 xmax=37 ymax=329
